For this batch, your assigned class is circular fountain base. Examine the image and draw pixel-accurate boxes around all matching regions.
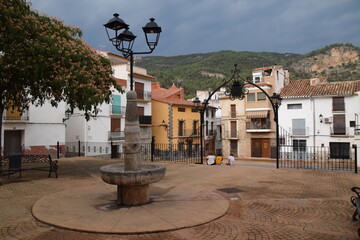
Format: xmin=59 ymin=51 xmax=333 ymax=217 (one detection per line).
xmin=100 ymin=163 xmax=166 ymax=206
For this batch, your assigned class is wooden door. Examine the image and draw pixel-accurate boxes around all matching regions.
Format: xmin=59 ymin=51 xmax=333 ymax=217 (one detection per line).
xmin=251 ymin=138 xmax=261 ymax=157
xmin=261 ymin=138 xmax=270 ymax=158
xmin=4 ymin=130 xmax=22 ymax=156
xmin=135 ymin=82 xmax=144 ymax=99
xmin=251 ymin=138 xmax=270 ymax=158
xmin=111 ymin=118 xmax=121 ymax=132
xmin=230 ymin=121 xmax=237 ymax=138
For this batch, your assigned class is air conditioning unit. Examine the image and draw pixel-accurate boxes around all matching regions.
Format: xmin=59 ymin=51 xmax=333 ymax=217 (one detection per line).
xmin=324 ymin=117 xmax=332 ymax=123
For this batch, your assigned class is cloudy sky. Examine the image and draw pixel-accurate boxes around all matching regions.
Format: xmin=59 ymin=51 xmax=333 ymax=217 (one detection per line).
xmin=30 ymin=0 xmax=360 ymax=57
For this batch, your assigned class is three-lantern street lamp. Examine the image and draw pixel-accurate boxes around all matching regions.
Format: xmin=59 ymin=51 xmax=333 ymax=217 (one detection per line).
xmin=193 ymin=64 xmax=282 ymax=167
xmin=104 ymin=13 xmax=162 ymax=90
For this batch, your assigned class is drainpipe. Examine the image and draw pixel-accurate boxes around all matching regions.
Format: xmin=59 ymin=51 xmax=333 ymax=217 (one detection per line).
xmin=311 ymin=97 xmax=316 ymax=147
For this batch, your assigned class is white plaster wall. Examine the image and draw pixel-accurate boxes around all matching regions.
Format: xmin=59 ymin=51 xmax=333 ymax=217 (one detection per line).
xmin=29 ymin=100 xmax=66 ymax=123
xmin=24 ymin=124 xmax=65 ymax=146
xmin=279 ymin=93 xmax=360 ymax=148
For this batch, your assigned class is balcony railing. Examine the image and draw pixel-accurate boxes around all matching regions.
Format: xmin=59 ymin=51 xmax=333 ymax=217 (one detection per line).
xmin=178 ymin=129 xmax=200 ymax=137
xmin=290 ymin=127 xmax=309 ymax=136
xmin=246 ymin=121 xmax=270 ymax=130
xmin=108 ymin=131 xmax=125 ymax=141
xmin=330 ymin=127 xmax=349 ymax=135
xmin=3 ymin=110 xmax=29 ymax=121
xmin=139 ymin=115 xmax=152 ymax=125
xmin=110 ymin=105 xmax=126 ymax=115
xmin=206 ymin=129 xmax=217 ymax=136
xmin=227 ymin=111 xmax=237 ymax=118
xmin=224 ymin=131 xmax=238 ymax=139
xmin=136 ymin=91 xmax=151 ymax=101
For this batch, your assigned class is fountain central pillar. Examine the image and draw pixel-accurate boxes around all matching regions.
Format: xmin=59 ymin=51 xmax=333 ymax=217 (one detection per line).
xmin=100 ymin=91 xmax=166 ymax=206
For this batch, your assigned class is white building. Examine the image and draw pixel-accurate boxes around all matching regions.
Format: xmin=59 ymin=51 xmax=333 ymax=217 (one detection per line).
xmin=65 ymin=51 xmax=154 ymax=157
xmin=194 ymin=88 xmax=225 ymax=155
xmin=2 ymin=101 xmax=67 ymax=157
xmin=279 ymin=78 xmax=360 ymax=162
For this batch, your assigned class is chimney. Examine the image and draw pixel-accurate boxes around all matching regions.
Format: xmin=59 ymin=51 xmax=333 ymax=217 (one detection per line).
xmin=310 ymin=78 xmax=320 ymax=86
xmin=282 ymin=69 xmax=289 ymax=86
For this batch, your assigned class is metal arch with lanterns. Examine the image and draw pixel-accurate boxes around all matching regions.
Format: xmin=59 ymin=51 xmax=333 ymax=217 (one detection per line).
xmin=104 ymin=13 xmax=162 ymax=91
xmin=193 ymin=64 xmax=282 ymax=167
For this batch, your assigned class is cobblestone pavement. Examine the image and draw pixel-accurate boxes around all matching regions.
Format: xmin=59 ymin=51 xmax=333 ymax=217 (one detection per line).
xmin=0 ymin=157 xmax=359 ymax=240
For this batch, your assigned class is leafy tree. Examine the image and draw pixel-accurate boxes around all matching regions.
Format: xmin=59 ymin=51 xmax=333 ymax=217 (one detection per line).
xmin=0 ymin=0 xmax=122 ymax=155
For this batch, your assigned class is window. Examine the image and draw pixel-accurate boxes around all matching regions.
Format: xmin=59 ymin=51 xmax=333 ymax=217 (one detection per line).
xmin=112 ymin=95 xmax=121 ymax=114
xmin=191 ymin=108 xmax=198 ymax=112
xmin=350 ymin=121 xmax=356 ymax=127
xmin=254 ymin=76 xmax=261 ymax=83
xmin=178 ymin=120 xmax=185 ymax=136
xmin=333 ymin=114 xmax=346 ymax=135
xmin=211 ymin=109 xmax=215 ymax=118
xmin=330 ymin=142 xmax=350 ymax=159
xmin=178 ymin=107 xmax=185 ymax=112
xmin=205 ymin=121 xmax=209 ymax=135
xmin=247 ymin=93 xmax=255 ymax=102
xmin=292 ymin=119 xmax=306 ymax=135
xmin=287 ymin=104 xmax=302 ymax=109
xmin=293 ymin=139 xmax=306 ymax=152
xmin=231 ymin=104 xmax=236 ymax=118
xmin=332 ymin=97 xmax=345 ymax=111
xmin=192 ymin=120 xmax=198 ymax=135
xmin=257 ymin=92 xmax=266 ymax=101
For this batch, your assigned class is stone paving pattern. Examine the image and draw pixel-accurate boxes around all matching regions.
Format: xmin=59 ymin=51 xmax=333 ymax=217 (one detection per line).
xmin=0 ymin=157 xmax=359 ymax=240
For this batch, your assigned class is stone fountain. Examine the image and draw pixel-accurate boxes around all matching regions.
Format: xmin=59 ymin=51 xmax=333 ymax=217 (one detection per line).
xmin=100 ymin=91 xmax=166 ymax=206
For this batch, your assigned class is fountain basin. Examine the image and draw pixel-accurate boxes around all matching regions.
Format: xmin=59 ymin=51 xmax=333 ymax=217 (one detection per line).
xmin=100 ymin=163 xmax=166 ymax=186
xmin=100 ymin=163 xmax=166 ymax=206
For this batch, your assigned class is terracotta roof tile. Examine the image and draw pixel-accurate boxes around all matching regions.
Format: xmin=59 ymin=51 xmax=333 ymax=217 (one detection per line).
xmin=152 ymin=82 xmax=195 ymax=106
xmin=281 ymin=79 xmax=360 ymax=98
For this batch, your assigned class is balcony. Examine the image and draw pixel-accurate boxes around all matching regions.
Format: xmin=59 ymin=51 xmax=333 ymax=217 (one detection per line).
xmin=136 ymin=91 xmax=151 ymax=101
xmin=3 ymin=110 xmax=29 ymax=122
xmin=139 ymin=115 xmax=152 ymax=125
xmin=228 ymin=111 xmax=238 ymax=118
xmin=206 ymin=129 xmax=217 ymax=136
xmin=330 ymin=127 xmax=349 ymax=136
xmin=224 ymin=131 xmax=238 ymax=139
xmin=178 ymin=129 xmax=200 ymax=138
xmin=110 ymin=105 xmax=126 ymax=115
xmin=246 ymin=120 xmax=271 ymax=132
xmin=108 ymin=131 xmax=125 ymax=141
xmin=289 ymin=127 xmax=310 ymax=136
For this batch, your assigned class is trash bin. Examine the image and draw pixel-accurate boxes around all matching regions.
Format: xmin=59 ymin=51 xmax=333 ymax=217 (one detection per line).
xmin=8 ymin=152 xmax=22 ymax=177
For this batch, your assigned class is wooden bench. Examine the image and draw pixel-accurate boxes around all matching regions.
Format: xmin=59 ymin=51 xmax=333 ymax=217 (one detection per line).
xmin=350 ymin=187 xmax=360 ymax=237
xmin=0 ymin=154 xmax=58 ymax=178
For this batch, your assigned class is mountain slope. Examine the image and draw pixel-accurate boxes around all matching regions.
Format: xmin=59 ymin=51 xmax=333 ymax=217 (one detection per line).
xmin=136 ymin=43 xmax=360 ymax=98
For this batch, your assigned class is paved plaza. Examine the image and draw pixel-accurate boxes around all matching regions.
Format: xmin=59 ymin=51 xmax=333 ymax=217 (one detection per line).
xmin=0 ymin=157 xmax=359 ymax=240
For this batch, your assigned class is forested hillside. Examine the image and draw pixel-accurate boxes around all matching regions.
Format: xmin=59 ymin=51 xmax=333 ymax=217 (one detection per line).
xmin=136 ymin=43 xmax=360 ymax=98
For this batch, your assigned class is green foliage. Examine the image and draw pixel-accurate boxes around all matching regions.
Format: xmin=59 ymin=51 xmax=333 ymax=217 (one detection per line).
xmin=138 ymin=51 xmax=300 ymax=98
xmin=0 ymin=0 xmax=122 ymax=119
xmin=138 ymin=44 xmax=360 ymax=96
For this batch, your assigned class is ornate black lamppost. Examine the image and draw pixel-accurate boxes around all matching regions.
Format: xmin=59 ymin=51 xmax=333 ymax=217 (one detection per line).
xmin=104 ymin=13 xmax=161 ymax=90
xmin=193 ymin=64 xmax=282 ymax=167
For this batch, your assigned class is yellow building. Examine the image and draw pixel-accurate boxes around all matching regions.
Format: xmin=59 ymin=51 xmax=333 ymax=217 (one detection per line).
xmin=151 ymin=82 xmax=200 ymax=150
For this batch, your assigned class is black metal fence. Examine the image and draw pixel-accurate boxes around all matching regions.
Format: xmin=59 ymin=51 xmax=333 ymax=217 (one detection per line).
xmin=279 ymin=145 xmax=358 ymax=172
xmin=60 ymin=141 xmax=201 ymax=164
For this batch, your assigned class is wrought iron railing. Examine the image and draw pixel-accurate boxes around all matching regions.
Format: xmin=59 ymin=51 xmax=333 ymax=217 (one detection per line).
xmin=108 ymin=131 xmax=125 ymax=141
xmin=110 ymin=105 xmax=126 ymax=115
